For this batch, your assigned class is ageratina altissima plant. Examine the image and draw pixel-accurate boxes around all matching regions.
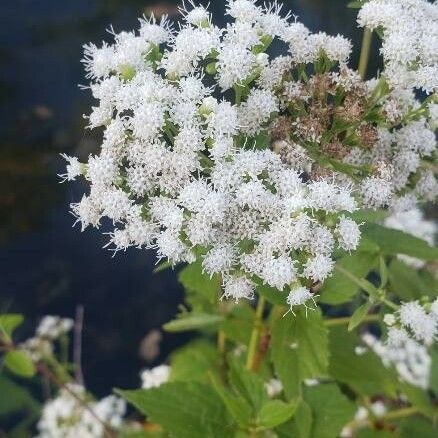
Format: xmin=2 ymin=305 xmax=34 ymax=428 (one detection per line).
xmin=26 ymin=0 xmax=437 ymax=436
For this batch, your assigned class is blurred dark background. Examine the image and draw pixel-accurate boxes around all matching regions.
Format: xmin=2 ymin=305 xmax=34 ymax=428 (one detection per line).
xmin=0 ymin=0 xmax=379 ymax=397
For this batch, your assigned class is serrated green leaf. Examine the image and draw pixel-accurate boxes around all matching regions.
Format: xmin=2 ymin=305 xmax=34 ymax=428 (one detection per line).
xmin=362 ymin=223 xmax=438 ymax=260
xmin=117 ymin=382 xmax=232 ymax=438
xmin=4 ymin=350 xmax=35 ymax=378
xmin=0 ymin=314 xmax=24 ymax=341
xmin=228 ymin=360 xmax=267 ymax=412
xmin=210 ymin=373 xmax=252 ymax=427
xmin=170 ymin=339 xmax=219 ymax=382
xmin=304 ymin=384 xmax=355 ymax=438
xmin=348 ymin=302 xmax=373 ymax=331
xmin=258 ymin=399 xmax=298 ymax=428
xmin=271 ymin=308 xmax=329 ymax=399
xmin=319 ymin=252 xmax=378 ymax=305
xmin=163 ymin=313 xmax=224 ymax=332
xmin=328 ymin=327 xmax=399 ymax=397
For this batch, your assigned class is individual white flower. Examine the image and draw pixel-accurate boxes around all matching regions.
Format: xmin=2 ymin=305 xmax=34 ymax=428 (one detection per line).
xmin=238 ymin=89 xmax=278 ymax=135
xmin=222 ymin=275 xmax=254 ymax=302
xmin=286 ymin=286 xmax=317 ymax=316
xmin=336 ymin=216 xmax=361 ymax=251
xmin=302 ymin=254 xmax=334 ymax=282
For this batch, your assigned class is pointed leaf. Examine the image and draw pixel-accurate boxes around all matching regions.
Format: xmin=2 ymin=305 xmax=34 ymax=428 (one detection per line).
xmin=258 ymin=399 xmax=298 ymax=428
xmin=4 ymin=350 xmax=35 ymax=378
xmin=117 ymin=382 xmax=232 ymax=438
xmin=271 ymin=308 xmax=329 ymax=399
xmin=348 ymin=302 xmax=373 ymax=331
xmin=163 ymin=313 xmax=224 ymax=332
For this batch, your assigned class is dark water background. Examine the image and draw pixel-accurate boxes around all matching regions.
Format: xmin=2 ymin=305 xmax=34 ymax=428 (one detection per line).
xmin=0 ymin=0 xmax=380 ymax=396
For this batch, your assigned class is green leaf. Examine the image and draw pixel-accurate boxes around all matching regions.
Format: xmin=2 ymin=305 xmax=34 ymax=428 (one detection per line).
xmin=178 ymin=260 xmax=220 ymax=304
xmin=399 ymin=383 xmax=435 ymax=419
xmin=347 ymin=1 xmax=368 ymax=9
xmin=304 ymin=384 xmax=355 ymax=438
xmin=0 ymin=374 xmax=39 ymax=417
xmin=430 ymin=348 xmax=438 ymax=394
xmin=319 ymin=252 xmax=378 ymax=304
xmin=348 ymin=302 xmax=373 ymax=331
xmin=117 ymin=382 xmax=232 ymax=438
xmin=163 ymin=313 xmax=224 ymax=332
xmin=0 ymin=314 xmax=24 ymax=341
xmin=388 ymin=259 xmax=433 ymax=301
xmin=4 ymin=350 xmax=35 ymax=378
xmin=170 ymin=339 xmax=219 ymax=382
xmin=256 ymin=284 xmax=286 ymax=306
xmin=258 ymin=400 xmax=298 ymax=428
xmin=271 ymin=308 xmax=329 ymax=399
xmin=379 ymin=256 xmax=388 ymax=288
xmin=210 ymin=373 xmax=252 ymax=427
xmin=221 ymin=304 xmax=254 ymax=345
xmin=328 ymin=327 xmax=398 ymax=397
xmin=399 ymin=416 xmax=437 ymax=437
xmin=362 ymin=223 xmax=438 ymax=260
xmin=228 ymin=360 xmax=267 ymax=412
xmin=276 ymin=400 xmax=312 ymax=438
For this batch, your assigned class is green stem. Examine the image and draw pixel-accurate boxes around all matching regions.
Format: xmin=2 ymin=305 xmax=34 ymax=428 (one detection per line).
xmin=358 ymin=28 xmax=372 ymax=79
xmin=246 ymin=296 xmax=266 ymax=371
xmin=324 ymin=314 xmax=379 ymax=327
xmin=381 ymin=297 xmax=399 ymax=311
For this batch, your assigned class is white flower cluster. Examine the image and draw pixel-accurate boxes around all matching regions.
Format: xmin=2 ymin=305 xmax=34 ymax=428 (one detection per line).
xmin=20 ymin=315 xmax=74 ymax=361
xmin=362 ymin=332 xmax=431 ymax=389
xmin=140 ymin=364 xmax=170 ymax=389
xmin=63 ymin=1 xmax=367 ymax=307
xmin=358 ymin=0 xmax=438 ymax=94
xmin=384 ymin=207 xmax=436 ymax=268
xmin=36 ymin=384 xmax=126 ymax=438
xmin=359 ymin=298 xmax=438 ymax=389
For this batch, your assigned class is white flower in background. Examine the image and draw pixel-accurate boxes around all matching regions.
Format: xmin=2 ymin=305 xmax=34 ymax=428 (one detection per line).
xmin=362 ymin=332 xmax=431 ymax=389
xmin=141 ymin=364 xmax=171 ymax=389
xmin=36 ymin=384 xmax=126 ymax=438
xmin=36 ymin=315 xmax=74 ymax=340
xmin=384 ymin=208 xmax=436 ymax=268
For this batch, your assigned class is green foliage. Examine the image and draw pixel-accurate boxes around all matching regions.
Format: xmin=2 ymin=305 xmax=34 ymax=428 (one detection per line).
xmin=0 ymin=314 xmax=24 ymax=342
xmin=319 ymin=251 xmax=379 ymax=304
xmin=163 ymin=313 xmax=224 ymax=332
xmin=117 ymin=382 xmax=232 ymax=438
xmin=304 ymin=384 xmax=356 ymax=438
xmin=257 ymin=400 xmax=298 ymax=428
xmin=169 ymin=339 xmax=219 ymax=382
xmin=271 ymin=308 xmax=329 ymax=399
xmin=4 ymin=350 xmax=35 ymax=378
xmin=328 ymin=327 xmax=399 ymax=397
xmin=362 ymin=223 xmax=438 ymax=260
xmin=348 ymin=301 xmax=373 ymax=331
